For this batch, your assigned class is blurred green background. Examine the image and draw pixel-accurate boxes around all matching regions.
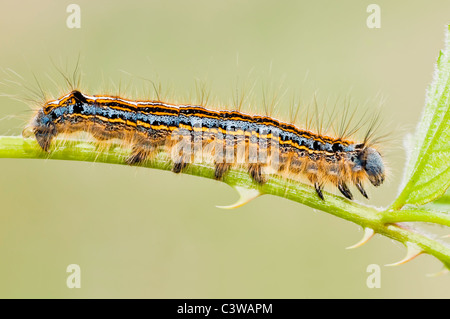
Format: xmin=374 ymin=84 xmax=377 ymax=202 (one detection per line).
xmin=0 ymin=0 xmax=449 ymax=298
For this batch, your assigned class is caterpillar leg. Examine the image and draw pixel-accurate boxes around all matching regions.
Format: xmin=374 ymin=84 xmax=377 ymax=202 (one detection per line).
xmin=172 ymin=160 xmax=188 ymax=173
xmin=337 ymin=181 xmax=353 ymax=200
xmin=214 ymin=163 xmax=231 ymax=180
xmin=126 ymin=132 xmax=168 ymax=165
xmin=355 ymin=179 xmax=368 ymax=199
xmin=314 ymin=182 xmax=324 ymax=200
xmin=248 ymin=163 xmax=266 ymax=184
xmin=306 ymin=163 xmax=324 ymax=200
xmin=126 ymin=144 xmax=155 ymax=165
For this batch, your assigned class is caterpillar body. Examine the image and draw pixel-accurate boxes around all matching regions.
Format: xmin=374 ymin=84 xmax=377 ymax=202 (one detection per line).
xmin=27 ymin=90 xmax=386 ymax=200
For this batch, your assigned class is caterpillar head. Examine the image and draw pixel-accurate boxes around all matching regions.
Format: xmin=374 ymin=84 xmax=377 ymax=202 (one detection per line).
xmin=358 ymin=146 xmax=385 ymax=186
xmin=25 ymin=90 xmax=87 ymax=152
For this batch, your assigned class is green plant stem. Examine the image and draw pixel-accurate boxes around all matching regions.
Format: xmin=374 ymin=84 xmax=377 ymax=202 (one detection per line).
xmin=1 ymin=135 xmax=449 ymax=269
xmin=382 ymin=208 xmax=450 ymax=226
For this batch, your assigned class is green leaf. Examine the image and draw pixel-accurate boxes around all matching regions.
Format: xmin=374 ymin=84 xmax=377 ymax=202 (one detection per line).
xmin=427 ymin=189 xmax=450 ymax=211
xmin=392 ymin=25 xmax=450 ymax=209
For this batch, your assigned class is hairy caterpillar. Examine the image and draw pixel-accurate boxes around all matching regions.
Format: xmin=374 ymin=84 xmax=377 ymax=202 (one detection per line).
xmin=25 ymin=89 xmax=386 ymax=200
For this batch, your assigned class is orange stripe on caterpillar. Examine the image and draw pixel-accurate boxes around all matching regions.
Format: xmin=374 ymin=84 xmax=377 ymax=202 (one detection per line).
xmin=27 ymin=90 xmax=386 ymax=200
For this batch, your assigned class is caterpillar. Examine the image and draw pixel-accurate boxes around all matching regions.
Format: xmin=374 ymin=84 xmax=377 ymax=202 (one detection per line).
xmin=26 ymin=89 xmax=386 ymax=200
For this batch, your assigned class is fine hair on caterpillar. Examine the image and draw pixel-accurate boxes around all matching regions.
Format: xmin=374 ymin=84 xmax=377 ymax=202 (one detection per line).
xmin=4 ymin=59 xmax=389 ymax=201
xmin=24 ymin=84 xmax=387 ymax=201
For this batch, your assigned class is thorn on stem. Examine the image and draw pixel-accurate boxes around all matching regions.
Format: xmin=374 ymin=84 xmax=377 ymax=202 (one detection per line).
xmin=385 ymin=242 xmax=423 ymax=267
xmin=216 ymin=186 xmax=261 ymax=210
xmin=346 ymin=227 xmax=375 ymax=249
xmin=426 ymin=267 xmax=449 ymax=278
